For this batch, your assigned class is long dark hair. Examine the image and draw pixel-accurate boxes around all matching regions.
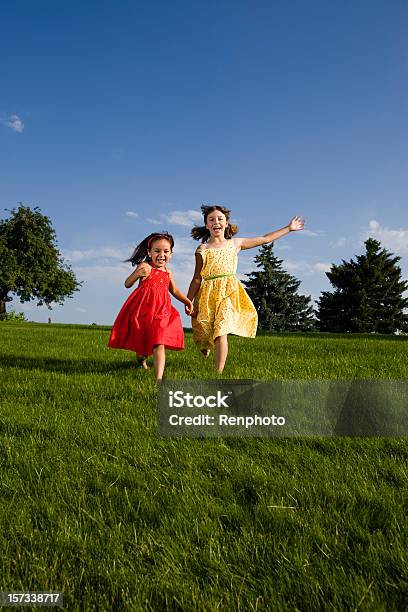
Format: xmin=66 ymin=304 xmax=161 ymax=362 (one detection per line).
xmin=191 ymin=204 xmax=238 ymax=242
xmin=125 ymin=232 xmax=175 ymax=266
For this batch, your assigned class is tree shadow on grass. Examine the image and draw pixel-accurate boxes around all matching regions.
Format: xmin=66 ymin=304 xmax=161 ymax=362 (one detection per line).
xmin=0 ymin=353 xmax=135 ymax=375
xmin=255 ymin=331 xmax=408 ymax=342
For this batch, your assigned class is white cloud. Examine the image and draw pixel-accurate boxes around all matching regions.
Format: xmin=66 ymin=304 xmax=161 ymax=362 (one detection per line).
xmin=74 ymin=264 xmax=129 ymax=283
xmin=363 ymin=220 xmax=408 ymax=255
xmin=146 ymin=217 xmax=162 ymax=225
xmin=300 ymin=229 xmax=318 ymax=237
xmin=63 ymin=246 xmax=129 ymax=263
xmin=284 ymin=260 xmax=331 ymax=275
xmin=3 ymin=114 xmax=24 ymax=133
xmin=314 ymin=262 xmax=331 ymax=273
xmin=147 ymin=209 xmax=202 ymax=227
xmin=125 ymin=211 xmax=138 ymax=218
xmin=169 ymin=235 xmax=196 ymax=256
xmin=165 ymin=209 xmax=202 ymax=226
xmin=331 ymin=237 xmax=346 ymax=248
xmin=283 ymin=260 xmax=309 ymax=273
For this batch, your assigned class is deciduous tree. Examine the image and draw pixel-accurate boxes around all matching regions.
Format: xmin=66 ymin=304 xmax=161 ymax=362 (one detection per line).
xmin=0 ymin=204 xmax=81 ymax=319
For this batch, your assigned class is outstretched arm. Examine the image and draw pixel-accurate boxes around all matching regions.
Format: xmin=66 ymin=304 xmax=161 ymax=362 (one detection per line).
xmin=169 ymin=272 xmax=194 ymax=315
xmin=124 ymin=262 xmax=151 ymax=288
xmin=235 ymin=216 xmax=304 ymax=251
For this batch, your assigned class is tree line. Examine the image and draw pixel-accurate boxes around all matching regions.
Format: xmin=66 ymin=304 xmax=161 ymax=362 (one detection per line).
xmin=243 ymin=240 xmax=408 ymax=333
xmin=1 ymin=205 xmax=407 ymax=333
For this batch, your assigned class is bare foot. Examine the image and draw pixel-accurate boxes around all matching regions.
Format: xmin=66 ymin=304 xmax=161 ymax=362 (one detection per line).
xmin=201 ymin=349 xmax=210 ymax=358
xmin=137 ymin=356 xmax=148 ymax=369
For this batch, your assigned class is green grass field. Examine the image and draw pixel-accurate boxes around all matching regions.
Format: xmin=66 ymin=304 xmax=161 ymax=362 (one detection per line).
xmin=0 ymin=323 xmax=407 ymax=611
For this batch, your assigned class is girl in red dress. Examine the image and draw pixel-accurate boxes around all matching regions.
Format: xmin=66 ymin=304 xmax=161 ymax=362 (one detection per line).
xmin=108 ymin=232 xmax=193 ymax=381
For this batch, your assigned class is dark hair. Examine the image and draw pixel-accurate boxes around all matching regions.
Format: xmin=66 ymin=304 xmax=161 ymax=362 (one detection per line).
xmin=191 ymin=204 xmax=238 ymax=242
xmin=125 ymin=232 xmax=174 ymax=266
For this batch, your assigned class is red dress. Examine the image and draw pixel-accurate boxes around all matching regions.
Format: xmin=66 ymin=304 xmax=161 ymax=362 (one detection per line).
xmin=108 ymin=267 xmax=184 ymax=356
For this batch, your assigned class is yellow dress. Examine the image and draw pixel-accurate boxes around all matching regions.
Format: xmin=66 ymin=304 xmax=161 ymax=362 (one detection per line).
xmin=192 ymin=240 xmax=258 ymax=349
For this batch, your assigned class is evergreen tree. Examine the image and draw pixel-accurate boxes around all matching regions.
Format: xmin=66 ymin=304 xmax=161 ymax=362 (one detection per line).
xmin=0 ymin=204 xmax=81 ymax=319
xmin=242 ymin=243 xmax=315 ymax=331
xmin=316 ymin=238 xmax=408 ymax=333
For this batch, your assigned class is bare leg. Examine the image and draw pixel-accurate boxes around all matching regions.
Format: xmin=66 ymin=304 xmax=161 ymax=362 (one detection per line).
xmin=137 ymin=355 xmax=148 ymax=369
xmin=153 ymin=344 xmax=165 ymax=381
xmin=214 ymin=335 xmax=228 ymax=373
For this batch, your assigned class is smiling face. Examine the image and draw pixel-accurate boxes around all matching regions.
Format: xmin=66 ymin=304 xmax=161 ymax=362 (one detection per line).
xmin=148 ymin=238 xmax=173 ymax=269
xmin=205 ymin=209 xmax=229 ymax=239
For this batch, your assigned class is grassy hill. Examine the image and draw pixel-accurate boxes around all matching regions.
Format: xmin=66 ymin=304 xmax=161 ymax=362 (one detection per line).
xmin=0 ymin=323 xmax=407 ymax=610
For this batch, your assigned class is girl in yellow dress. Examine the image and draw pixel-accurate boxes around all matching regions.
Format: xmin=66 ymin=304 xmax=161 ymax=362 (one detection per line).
xmin=186 ymin=205 xmax=304 ymax=373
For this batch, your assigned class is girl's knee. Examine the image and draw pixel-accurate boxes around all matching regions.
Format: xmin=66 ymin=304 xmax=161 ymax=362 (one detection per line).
xmin=215 ymin=335 xmax=227 ymax=343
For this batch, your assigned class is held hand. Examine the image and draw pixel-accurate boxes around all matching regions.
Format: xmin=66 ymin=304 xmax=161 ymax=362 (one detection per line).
xmin=187 ymin=303 xmax=198 ymax=318
xmin=288 ymin=215 xmax=305 ymax=232
xmin=184 ymin=300 xmax=194 ymax=316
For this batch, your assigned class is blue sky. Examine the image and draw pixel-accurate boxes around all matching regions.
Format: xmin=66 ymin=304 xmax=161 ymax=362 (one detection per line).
xmin=1 ymin=0 xmax=408 ymax=325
